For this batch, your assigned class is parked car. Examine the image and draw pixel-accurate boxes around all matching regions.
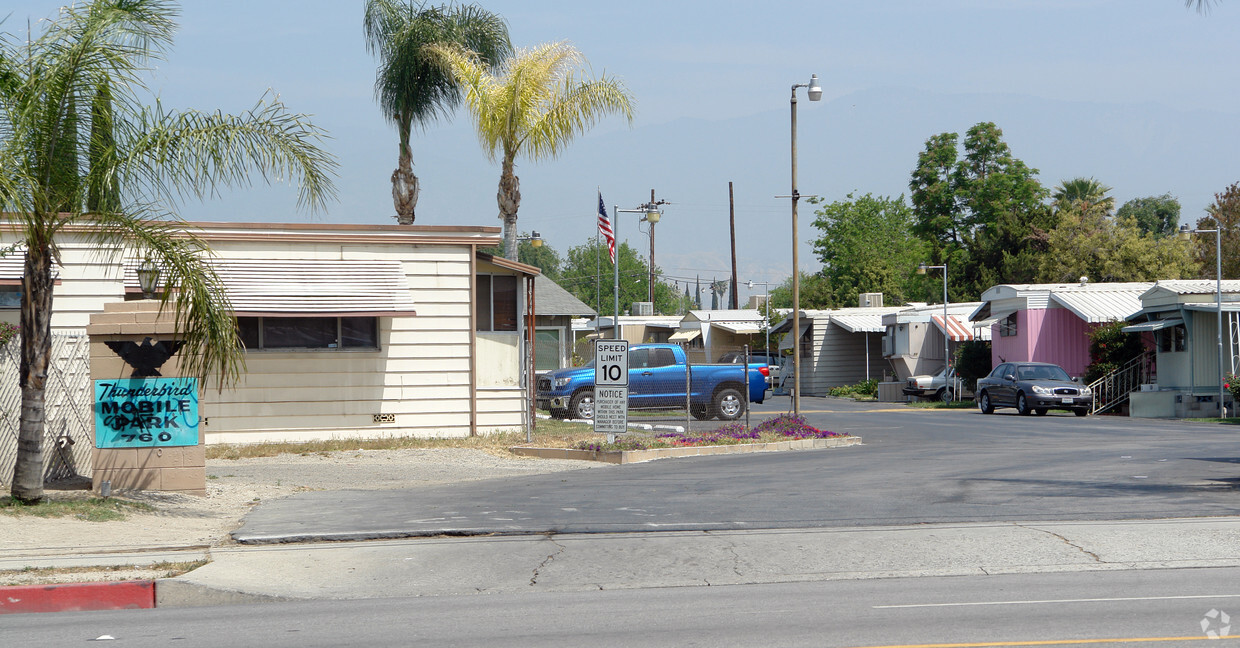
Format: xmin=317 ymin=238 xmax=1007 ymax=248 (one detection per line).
xmin=537 ymin=344 xmax=769 ymax=421
xmin=975 ymin=362 xmax=1093 ymax=416
xmin=903 ymin=366 xmax=972 ymax=402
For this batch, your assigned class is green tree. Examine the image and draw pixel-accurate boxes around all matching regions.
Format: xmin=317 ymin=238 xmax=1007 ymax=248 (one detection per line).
xmin=558 ymin=239 xmax=685 ymax=316
xmin=911 ymin=122 xmax=1051 ymax=300
xmin=1083 ymin=321 xmax=1147 ymax=384
xmin=364 ymin=0 xmax=511 ymax=224
xmin=433 ymin=41 xmax=634 ymax=259
xmin=810 ymin=193 xmax=927 ymax=307
xmin=1117 ymin=194 xmax=1180 ymax=237
xmin=1053 ymin=177 xmax=1114 ymax=215
xmin=1193 ymin=181 xmax=1240 ymax=281
xmin=0 ymin=0 xmax=338 ymax=503
xmin=1038 ymin=205 xmax=1197 ymax=283
xmin=769 ymin=272 xmax=833 ymax=310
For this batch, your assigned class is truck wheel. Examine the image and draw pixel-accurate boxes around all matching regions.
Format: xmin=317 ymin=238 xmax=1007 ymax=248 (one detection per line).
xmin=712 ymin=387 xmax=745 ymax=421
xmin=978 ymin=391 xmax=994 ymax=414
xmin=690 ymin=404 xmax=711 ymax=420
xmin=569 ymin=390 xmax=595 ymax=420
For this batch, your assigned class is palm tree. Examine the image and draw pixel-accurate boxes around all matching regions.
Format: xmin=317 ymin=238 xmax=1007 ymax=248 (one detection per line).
xmin=364 ymin=0 xmax=511 ymax=225
xmin=1053 ymin=177 xmax=1115 ymax=215
xmin=0 ymin=0 xmax=338 ymax=503
xmin=433 ymin=41 xmax=635 ymax=260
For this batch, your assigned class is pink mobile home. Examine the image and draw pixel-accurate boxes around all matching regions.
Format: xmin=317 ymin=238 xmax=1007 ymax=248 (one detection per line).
xmin=968 ymin=282 xmax=1152 ymax=377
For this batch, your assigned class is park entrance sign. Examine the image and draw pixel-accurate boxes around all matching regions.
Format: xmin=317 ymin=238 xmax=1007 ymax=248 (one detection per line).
xmin=594 ymin=340 xmax=628 ymax=440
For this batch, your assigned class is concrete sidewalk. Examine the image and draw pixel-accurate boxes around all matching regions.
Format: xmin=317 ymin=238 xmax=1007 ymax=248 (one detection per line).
xmin=158 ymin=516 xmax=1240 ymax=604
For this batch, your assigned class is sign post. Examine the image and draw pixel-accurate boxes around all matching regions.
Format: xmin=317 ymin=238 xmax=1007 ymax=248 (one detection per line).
xmin=593 ymin=339 xmax=629 ymax=443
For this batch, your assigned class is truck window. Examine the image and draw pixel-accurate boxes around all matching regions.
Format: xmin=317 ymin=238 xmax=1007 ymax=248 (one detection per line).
xmin=651 ymin=348 xmax=677 ymax=367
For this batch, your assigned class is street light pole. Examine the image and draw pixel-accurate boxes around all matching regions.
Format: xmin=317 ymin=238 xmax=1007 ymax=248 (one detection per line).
xmin=616 ymin=202 xmax=664 ymax=339
xmin=782 ymin=74 xmax=821 ymax=417
xmin=918 ymin=262 xmax=950 ymax=399
xmin=1181 ymin=224 xmax=1226 ymax=417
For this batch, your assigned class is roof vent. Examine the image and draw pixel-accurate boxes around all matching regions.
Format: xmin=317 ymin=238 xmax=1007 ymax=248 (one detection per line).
xmin=1079 ymin=276 xmax=1089 ymax=286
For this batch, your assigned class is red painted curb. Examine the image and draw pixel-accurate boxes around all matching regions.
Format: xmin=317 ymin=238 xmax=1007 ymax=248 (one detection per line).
xmin=0 ymin=580 xmax=155 ymax=614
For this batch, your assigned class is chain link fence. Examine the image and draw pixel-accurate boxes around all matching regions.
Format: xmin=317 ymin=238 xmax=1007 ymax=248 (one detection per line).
xmin=539 ymin=341 xmax=788 ymax=440
xmin=0 ymin=333 xmax=94 ymax=487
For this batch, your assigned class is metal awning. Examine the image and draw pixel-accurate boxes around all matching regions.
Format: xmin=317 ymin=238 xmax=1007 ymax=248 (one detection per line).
xmin=711 ymin=322 xmax=762 ymax=335
xmin=778 ymin=322 xmax=811 ymax=350
xmin=1121 ymin=318 xmax=1183 ymax=333
xmin=126 ymin=258 xmax=417 ymax=317
xmin=668 ymin=329 xmax=701 ymax=342
xmin=931 ymin=313 xmax=976 ymax=342
xmin=829 ymin=313 xmax=884 ymax=333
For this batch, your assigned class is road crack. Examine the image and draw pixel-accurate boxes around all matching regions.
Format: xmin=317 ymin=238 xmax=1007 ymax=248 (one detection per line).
xmin=1018 ymin=524 xmax=1103 ymax=563
xmin=530 ymin=533 xmax=566 ymax=586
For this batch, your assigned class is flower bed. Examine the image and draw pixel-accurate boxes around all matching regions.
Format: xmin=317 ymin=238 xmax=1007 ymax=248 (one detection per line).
xmin=572 ymin=413 xmax=840 ymax=452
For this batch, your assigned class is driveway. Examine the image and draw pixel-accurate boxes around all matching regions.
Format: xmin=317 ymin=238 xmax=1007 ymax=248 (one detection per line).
xmin=233 ymin=397 xmax=1240 ymax=543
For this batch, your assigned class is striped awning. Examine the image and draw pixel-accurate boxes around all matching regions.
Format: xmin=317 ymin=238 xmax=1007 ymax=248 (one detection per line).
xmin=125 ymin=258 xmax=417 ymax=317
xmin=931 ymin=313 xmax=976 ymax=342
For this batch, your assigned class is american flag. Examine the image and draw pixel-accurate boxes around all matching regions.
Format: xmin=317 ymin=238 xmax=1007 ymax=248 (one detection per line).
xmin=597 ymin=190 xmax=615 ymax=264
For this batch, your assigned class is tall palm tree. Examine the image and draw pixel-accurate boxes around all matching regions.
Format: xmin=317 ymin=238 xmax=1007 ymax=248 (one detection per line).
xmin=364 ymin=0 xmax=511 ymax=225
xmin=0 ymin=0 xmax=338 ymax=503
xmin=1053 ymin=177 xmax=1114 ymax=215
xmin=434 ymin=41 xmax=635 ymax=259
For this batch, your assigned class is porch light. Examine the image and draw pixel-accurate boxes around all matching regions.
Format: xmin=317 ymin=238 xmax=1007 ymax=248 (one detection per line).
xmin=136 ymin=257 xmax=160 ymax=300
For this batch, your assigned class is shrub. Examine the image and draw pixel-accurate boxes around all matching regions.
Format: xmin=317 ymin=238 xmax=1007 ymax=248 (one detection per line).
xmin=1084 ymin=321 xmax=1145 ymax=384
xmin=0 ymin=322 xmax=17 ymax=347
xmin=955 ymin=340 xmax=992 ymax=390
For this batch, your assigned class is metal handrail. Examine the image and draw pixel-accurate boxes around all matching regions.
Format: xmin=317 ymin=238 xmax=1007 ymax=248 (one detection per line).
xmin=1087 ymin=352 xmax=1151 ymax=415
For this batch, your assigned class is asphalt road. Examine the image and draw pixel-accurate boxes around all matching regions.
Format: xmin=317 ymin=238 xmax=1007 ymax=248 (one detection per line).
xmin=233 ymin=397 xmax=1240 ymax=543
xmin=10 ymin=565 xmax=1240 ymax=647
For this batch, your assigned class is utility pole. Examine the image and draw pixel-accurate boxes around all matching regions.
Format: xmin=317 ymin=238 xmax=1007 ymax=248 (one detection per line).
xmin=648 ymin=189 xmax=656 ymax=305
xmin=729 ymin=182 xmax=738 ymax=309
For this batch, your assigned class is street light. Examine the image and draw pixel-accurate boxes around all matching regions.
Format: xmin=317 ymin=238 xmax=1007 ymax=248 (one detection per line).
xmin=1180 ymin=224 xmax=1226 ymax=417
xmin=614 ymin=202 xmax=663 ymax=339
xmin=747 ymin=280 xmax=773 ymax=359
xmin=777 ymin=73 xmax=822 ymax=417
xmin=517 ymin=231 xmax=543 ymax=248
xmin=917 ymin=261 xmax=951 ymax=400
xmin=640 ymin=198 xmax=666 ymax=304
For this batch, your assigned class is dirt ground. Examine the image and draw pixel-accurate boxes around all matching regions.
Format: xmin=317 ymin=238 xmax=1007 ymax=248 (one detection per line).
xmin=0 ymin=448 xmax=604 ymax=585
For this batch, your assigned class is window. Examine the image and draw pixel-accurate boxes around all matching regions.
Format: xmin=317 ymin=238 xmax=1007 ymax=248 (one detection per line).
xmin=1158 ymin=325 xmax=1186 ymax=353
xmin=237 ymin=317 xmax=378 ymax=351
xmin=998 ymin=312 xmax=1018 ymax=337
xmin=0 ymin=287 xmax=19 ymax=310
xmin=534 ymin=329 xmax=561 ymax=372
xmin=476 ymin=274 xmax=518 ymax=332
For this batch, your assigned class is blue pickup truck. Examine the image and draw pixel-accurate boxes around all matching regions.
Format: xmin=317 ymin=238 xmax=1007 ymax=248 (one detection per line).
xmin=536 ymin=343 xmax=769 ymax=421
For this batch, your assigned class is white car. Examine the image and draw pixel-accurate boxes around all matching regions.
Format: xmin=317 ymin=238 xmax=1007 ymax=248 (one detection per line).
xmin=903 ymin=367 xmax=972 ymax=402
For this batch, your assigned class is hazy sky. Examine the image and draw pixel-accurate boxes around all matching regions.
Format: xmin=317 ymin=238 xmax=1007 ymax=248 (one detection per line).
xmin=5 ymin=1 xmax=1238 ymax=303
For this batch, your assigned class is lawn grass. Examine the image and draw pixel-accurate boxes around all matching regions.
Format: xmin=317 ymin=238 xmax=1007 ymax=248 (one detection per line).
xmin=0 ymin=494 xmax=155 ymax=521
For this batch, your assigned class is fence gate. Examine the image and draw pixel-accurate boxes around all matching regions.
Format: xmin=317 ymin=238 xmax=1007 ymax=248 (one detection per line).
xmin=0 ymin=333 xmax=94 ymax=487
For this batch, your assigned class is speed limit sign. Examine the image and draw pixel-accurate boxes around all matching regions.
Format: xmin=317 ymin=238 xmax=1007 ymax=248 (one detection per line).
xmin=594 ymin=339 xmax=629 ymax=386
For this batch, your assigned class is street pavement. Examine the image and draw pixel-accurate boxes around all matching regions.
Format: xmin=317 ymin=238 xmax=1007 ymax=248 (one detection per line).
xmin=12 ymin=395 xmax=1240 ymax=609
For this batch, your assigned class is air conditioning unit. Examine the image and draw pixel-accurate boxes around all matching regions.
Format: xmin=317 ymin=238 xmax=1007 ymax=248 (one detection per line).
xmin=859 ymin=292 xmax=884 ymax=307
xmin=632 ymin=301 xmax=654 ymax=316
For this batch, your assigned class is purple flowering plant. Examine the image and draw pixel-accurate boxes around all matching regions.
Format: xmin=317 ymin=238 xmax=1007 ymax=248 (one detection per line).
xmin=571 ymin=413 xmax=840 ymax=451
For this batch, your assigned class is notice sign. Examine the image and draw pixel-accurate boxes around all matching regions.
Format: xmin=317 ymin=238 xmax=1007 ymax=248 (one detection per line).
xmin=594 ymin=339 xmax=629 ymax=387
xmin=594 ymin=386 xmax=628 ymax=436
xmin=94 ymin=377 xmax=199 ymax=449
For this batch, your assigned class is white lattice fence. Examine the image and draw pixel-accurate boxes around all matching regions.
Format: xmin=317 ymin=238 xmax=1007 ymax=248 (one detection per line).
xmin=0 ymin=333 xmax=94 ymax=487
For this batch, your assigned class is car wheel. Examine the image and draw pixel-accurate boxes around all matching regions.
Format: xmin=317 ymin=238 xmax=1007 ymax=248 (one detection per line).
xmin=549 ymin=408 xmax=569 ymax=420
xmin=938 ymin=387 xmax=954 ymax=403
xmin=712 ymin=387 xmax=745 ymax=421
xmin=1034 ymin=408 xmax=1048 ymax=416
xmin=569 ymin=390 xmax=595 ymax=420
xmin=978 ymin=391 xmax=995 ymax=414
xmin=1016 ymin=392 xmax=1032 ymax=416
xmin=690 ymin=404 xmax=711 ymax=420
xmin=1074 ymin=408 xmax=1089 ymax=417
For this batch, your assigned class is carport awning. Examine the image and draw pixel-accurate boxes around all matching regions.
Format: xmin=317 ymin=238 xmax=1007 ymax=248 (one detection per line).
xmin=829 ymin=313 xmax=884 ymax=333
xmin=668 ymin=329 xmax=701 ymax=342
xmin=1122 ymin=318 xmax=1183 ymax=333
xmin=125 ymin=258 xmax=417 ymax=317
xmin=711 ymin=322 xmax=762 ymax=334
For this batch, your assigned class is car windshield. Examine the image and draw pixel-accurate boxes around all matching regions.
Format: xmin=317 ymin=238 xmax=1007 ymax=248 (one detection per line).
xmin=1016 ymin=365 xmax=1071 ymax=381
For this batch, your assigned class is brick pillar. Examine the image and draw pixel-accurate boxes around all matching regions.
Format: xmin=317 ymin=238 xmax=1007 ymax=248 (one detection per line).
xmin=87 ymin=301 xmax=205 ymax=497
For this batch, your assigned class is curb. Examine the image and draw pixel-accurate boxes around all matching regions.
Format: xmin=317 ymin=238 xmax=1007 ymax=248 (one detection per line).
xmin=0 ymin=580 xmax=155 ymax=615
xmin=511 ymin=435 xmax=861 ymax=464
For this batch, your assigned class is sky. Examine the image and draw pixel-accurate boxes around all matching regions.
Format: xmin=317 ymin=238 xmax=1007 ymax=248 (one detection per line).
xmin=5 ymin=1 xmax=1240 ymax=306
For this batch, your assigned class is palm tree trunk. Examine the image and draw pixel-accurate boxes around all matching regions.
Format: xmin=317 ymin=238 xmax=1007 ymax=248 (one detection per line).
xmin=391 ymin=143 xmax=418 ymax=225
xmin=498 ymin=157 xmax=521 ymax=260
xmin=11 ymin=245 xmax=54 ymax=503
